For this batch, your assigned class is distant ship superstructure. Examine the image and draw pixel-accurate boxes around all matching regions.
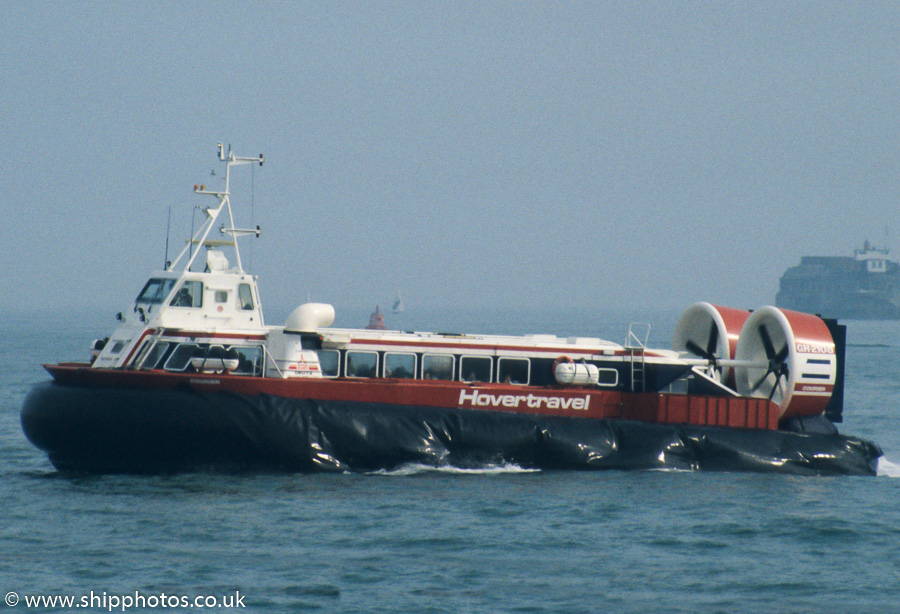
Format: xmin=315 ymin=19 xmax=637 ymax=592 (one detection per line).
xmin=777 ymin=241 xmax=900 ymax=320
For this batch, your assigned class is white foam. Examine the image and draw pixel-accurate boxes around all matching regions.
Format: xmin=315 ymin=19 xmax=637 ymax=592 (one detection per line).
xmin=876 ymin=457 xmax=900 ymax=478
xmin=368 ymin=462 xmax=540 ymax=476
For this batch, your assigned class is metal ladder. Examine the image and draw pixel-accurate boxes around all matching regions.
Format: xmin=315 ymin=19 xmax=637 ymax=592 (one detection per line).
xmin=625 ymin=323 xmax=650 ymax=393
xmin=629 ymin=348 xmax=646 ymax=392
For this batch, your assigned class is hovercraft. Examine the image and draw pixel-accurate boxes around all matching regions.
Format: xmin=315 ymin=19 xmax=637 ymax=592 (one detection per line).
xmin=21 ymin=145 xmax=881 ymax=475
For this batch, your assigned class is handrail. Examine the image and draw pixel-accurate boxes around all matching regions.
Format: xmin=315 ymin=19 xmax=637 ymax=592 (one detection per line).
xmin=261 ymin=345 xmax=285 ymax=379
xmin=625 ymin=322 xmax=651 ymax=348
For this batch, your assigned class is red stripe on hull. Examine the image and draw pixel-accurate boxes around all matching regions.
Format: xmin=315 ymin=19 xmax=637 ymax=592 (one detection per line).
xmin=43 ymin=364 xmax=780 ymax=430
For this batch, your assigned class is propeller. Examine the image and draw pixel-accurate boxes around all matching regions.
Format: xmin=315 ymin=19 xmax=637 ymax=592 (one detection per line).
xmin=750 ymin=324 xmax=790 ymax=401
xmin=685 ymin=322 xmax=720 ymax=375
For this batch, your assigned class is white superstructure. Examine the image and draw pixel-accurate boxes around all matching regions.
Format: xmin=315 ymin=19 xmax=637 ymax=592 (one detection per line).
xmin=92 ymin=145 xmax=267 ymax=370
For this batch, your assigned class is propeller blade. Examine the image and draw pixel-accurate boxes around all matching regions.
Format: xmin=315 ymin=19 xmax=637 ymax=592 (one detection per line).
xmin=768 ymin=371 xmax=786 ymax=402
xmin=775 ymin=344 xmax=789 ymax=364
xmin=751 ymin=369 xmax=772 ymax=393
xmin=686 ymin=340 xmax=711 ymax=359
xmin=706 ymin=323 xmax=719 ymax=358
xmin=768 ymin=376 xmax=779 ymax=400
xmin=759 ymin=325 xmax=776 ymax=359
xmin=778 ymin=362 xmax=790 ymax=382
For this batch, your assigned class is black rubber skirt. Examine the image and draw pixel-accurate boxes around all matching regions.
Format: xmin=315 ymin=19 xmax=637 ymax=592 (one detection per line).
xmin=21 ymin=381 xmax=881 ymax=476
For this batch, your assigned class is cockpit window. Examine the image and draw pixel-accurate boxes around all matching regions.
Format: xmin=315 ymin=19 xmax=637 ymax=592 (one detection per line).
xmin=238 ymin=284 xmax=254 ymax=310
xmin=170 ymin=280 xmax=203 ymax=308
xmin=136 ymin=278 xmax=177 ymax=304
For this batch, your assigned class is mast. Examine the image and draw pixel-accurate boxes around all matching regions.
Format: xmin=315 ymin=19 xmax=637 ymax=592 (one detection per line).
xmin=167 ymin=144 xmax=264 ymax=274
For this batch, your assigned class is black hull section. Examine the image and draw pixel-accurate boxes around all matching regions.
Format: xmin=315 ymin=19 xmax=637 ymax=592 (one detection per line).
xmin=21 ymin=382 xmax=881 ymax=476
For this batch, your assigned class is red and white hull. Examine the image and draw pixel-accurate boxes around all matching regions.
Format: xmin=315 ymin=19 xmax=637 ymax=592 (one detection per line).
xmin=19 ymin=144 xmax=881 ymax=475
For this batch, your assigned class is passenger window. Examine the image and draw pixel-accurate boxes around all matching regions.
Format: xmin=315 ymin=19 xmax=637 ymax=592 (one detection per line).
xmin=228 ymin=346 xmax=264 ymax=376
xmin=318 ymin=350 xmax=340 ymax=377
xmin=138 ymin=342 xmax=171 ymax=370
xmin=170 ymin=280 xmax=203 ymax=308
xmin=498 ymin=357 xmax=529 ymax=385
xmin=422 ymin=354 xmax=454 ymax=380
xmin=164 ymin=343 xmax=201 ymax=371
xmin=460 ymin=356 xmax=492 ymax=383
xmin=597 ymin=368 xmax=618 ymax=387
xmin=300 ymin=335 xmax=320 ymax=350
xmin=238 ymin=284 xmax=254 ymax=310
xmin=384 ymin=353 xmax=416 ymax=379
xmin=346 ymin=351 xmax=378 ymax=378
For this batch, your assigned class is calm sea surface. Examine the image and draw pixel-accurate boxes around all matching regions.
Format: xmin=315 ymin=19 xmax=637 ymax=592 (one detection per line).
xmin=2 ymin=306 xmax=900 ymax=613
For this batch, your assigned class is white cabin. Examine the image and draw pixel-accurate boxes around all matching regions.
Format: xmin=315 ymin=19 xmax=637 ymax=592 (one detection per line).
xmin=92 ymin=249 xmax=266 ymax=370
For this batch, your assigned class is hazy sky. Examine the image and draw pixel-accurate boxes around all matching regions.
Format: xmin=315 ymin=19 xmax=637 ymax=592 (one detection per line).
xmin=3 ymin=2 xmax=899 ymax=318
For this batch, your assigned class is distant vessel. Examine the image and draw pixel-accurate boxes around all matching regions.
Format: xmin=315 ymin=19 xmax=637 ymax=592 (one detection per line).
xmin=776 ymin=241 xmax=900 ymax=320
xmin=366 ymin=305 xmax=386 ymax=330
xmin=392 ymin=292 xmax=404 ymax=314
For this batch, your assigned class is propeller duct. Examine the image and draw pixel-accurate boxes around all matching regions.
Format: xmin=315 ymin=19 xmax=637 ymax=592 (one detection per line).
xmin=734 ymin=306 xmax=837 ymax=419
xmin=673 ymin=302 xmax=750 ymax=386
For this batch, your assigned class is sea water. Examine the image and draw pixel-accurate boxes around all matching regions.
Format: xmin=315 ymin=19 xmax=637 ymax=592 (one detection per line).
xmin=2 ymin=306 xmax=900 ymax=613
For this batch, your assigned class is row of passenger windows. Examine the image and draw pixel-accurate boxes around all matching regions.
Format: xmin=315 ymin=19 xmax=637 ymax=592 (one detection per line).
xmin=319 ymin=350 xmax=531 ymax=384
xmin=132 ymin=340 xmax=618 ymax=388
xmin=135 ymin=341 xmax=527 ymax=384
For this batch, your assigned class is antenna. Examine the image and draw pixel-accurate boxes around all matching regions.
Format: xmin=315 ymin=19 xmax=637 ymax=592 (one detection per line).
xmin=166 ymin=145 xmax=264 ymax=274
xmin=164 ymin=205 xmax=171 ymax=270
xmin=188 ymin=206 xmax=197 ymax=267
xmin=249 ymin=162 xmax=255 ymax=272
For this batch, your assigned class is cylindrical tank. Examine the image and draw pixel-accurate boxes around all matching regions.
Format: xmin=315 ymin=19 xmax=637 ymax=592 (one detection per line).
xmin=190 ymin=345 xmax=240 ymax=373
xmin=553 ymin=358 xmax=600 ymax=386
